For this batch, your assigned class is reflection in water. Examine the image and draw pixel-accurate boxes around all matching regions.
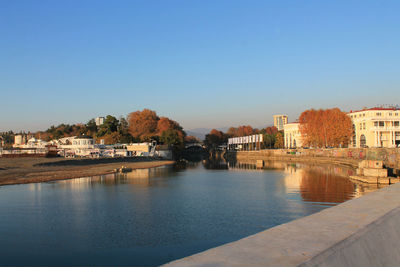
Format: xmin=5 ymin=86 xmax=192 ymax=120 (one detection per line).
xmin=297 ymin=167 xmax=356 ymax=204
xmin=1 ymin=159 xmax=385 ymax=267
xmin=203 ymin=159 xmax=228 ymax=170
xmin=226 ymin=159 xmax=384 ymax=205
xmin=52 ymin=166 xmax=175 ymax=190
xmin=51 ymin=159 xmax=383 ymax=207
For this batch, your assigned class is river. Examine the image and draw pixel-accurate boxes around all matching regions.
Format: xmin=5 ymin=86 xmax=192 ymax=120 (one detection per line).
xmin=0 ymin=160 xmax=382 ymax=266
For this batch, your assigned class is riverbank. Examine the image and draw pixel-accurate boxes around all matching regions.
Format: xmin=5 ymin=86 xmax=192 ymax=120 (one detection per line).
xmin=225 ymin=150 xmax=360 ymax=168
xmin=225 ymin=151 xmax=400 ymax=185
xmin=226 ymin=148 xmax=400 ymax=175
xmin=0 ymin=157 xmax=175 ymax=186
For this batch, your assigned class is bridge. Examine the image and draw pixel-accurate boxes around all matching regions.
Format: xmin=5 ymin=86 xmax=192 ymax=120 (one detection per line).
xmin=185 ymin=143 xmax=204 ymax=149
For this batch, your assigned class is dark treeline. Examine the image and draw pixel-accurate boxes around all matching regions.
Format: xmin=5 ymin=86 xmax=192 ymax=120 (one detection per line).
xmin=204 ymin=125 xmax=284 ymax=150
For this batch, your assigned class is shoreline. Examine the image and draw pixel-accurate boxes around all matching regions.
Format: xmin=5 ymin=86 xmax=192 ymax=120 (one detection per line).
xmin=0 ymin=157 xmax=175 ymax=187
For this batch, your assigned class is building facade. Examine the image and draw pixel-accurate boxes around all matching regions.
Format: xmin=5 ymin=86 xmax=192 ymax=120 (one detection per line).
xmin=95 ymin=117 xmax=105 ymax=126
xmin=273 ymin=115 xmax=288 ymax=131
xmin=227 ymin=134 xmax=264 ymax=151
xmin=284 ymin=122 xmax=303 ymax=148
xmin=348 ymin=107 xmax=400 ymax=148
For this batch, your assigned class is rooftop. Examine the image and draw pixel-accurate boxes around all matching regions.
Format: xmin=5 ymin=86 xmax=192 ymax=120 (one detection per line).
xmin=349 ymin=106 xmax=400 ymax=113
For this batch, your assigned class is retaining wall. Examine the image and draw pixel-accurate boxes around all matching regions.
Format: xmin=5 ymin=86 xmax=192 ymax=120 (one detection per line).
xmin=165 ymin=182 xmax=400 ymax=267
xmin=227 ymin=148 xmax=400 ymax=170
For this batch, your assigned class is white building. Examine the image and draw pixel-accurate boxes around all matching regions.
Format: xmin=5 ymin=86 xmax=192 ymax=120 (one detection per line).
xmin=51 ymin=135 xmax=98 ymax=157
xmin=14 ymin=135 xmax=24 ymax=146
xmin=14 ymin=137 xmax=49 ymax=148
xmin=284 ymin=122 xmax=303 ymax=148
xmin=273 ymin=115 xmax=288 ymax=131
xmin=95 ymin=117 xmax=105 ymax=126
xmin=126 ymin=142 xmax=157 ymax=156
xmin=348 ymin=107 xmax=400 ymax=148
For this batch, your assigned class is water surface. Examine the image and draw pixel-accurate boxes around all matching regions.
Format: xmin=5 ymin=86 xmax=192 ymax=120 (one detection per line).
xmin=0 ymin=161 xmax=382 ymax=266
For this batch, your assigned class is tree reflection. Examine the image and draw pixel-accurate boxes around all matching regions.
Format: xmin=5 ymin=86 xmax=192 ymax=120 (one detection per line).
xmin=227 ymin=160 xmax=384 ymax=204
xmin=298 ymin=167 xmax=355 ymax=203
xmin=202 ymin=158 xmax=228 ymax=170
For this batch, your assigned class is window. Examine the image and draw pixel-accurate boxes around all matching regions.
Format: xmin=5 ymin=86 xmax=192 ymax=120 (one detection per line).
xmin=395 ymin=113 xmax=398 ymax=116
xmin=374 ymin=122 xmax=378 ymax=127
xmin=360 ymin=135 xmax=367 ymax=148
xmin=363 ymin=113 xmax=366 ymax=117
xmin=376 ymin=112 xmax=382 ymax=116
xmin=363 ymin=122 xmax=366 ymax=130
xmin=379 ymin=121 xmax=385 ymax=127
xmin=359 ymin=123 xmax=362 ymax=129
xmin=395 ymin=121 xmax=400 ymax=127
xmin=389 ymin=113 xmax=393 ymax=116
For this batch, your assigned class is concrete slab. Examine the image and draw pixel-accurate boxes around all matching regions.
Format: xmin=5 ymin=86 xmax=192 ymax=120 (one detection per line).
xmin=363 ymin=168 xmax=387 ymax=177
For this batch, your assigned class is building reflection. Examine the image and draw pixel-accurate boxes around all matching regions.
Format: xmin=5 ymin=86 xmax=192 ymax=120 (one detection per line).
xmin=52 ymin=166 xmax=174 ymax=189
xmin=40 ymin=160 xmax=384 ymax=206
xmin=227 ymin=160 xmax=385 ymax=204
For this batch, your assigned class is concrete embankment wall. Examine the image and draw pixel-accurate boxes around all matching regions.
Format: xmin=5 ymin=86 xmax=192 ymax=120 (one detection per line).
xmin=165 ymin=182 xmax=400 ymax=267
xmin=226 ymin=148 xmax=400 ymax=170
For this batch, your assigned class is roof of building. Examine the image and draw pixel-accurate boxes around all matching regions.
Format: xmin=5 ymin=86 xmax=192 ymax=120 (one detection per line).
xmin=74 ymin=135 xmax=93 ymax=139
xmin=349 ymin=107 xmax=400 ymax=113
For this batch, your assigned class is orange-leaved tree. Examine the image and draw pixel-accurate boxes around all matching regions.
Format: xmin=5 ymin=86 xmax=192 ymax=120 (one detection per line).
xmin=226 ymin=125 xmax=254 ymax=137
xmin=237 ymin=125 xmax=254 ymax=136
xmin=265 ymin=126 xmax=278 ymax=135
xmin=128 ymin=109 xmax=186 ymax=145
xmin=128 ymin=109 xmax=159 ymax=141
xmin=299 ymin=108 xmax=352 ymax=148
xmin=157 ymin=117 xmax=185 ymax=146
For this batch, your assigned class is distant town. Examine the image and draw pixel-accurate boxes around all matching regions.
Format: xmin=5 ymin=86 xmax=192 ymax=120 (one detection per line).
xmin=1 ymin=105 xmax=399 ymax=159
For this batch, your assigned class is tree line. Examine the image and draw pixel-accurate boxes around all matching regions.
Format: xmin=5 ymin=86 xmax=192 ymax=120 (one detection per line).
xmin=204 ymin=107 xmax=353 ymax=150
xmin=1 ymin=109 xmax=192 ymax=149
xmin=204 ymin=125 xmax=284 ymax=150
xmin=1 ymin=107 xmax=355 ymax=150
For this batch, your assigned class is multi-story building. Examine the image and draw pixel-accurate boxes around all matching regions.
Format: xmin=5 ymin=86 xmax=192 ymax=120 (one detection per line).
xmin=95 ymin=117 xmax=105 ymax=126
xmin=348 ymin=107 xmax=400 ymax=148
xmin=284 ymin=122 xmax=303 ymax=148
xmin=273 ymin=115 xmax=288 ymax=131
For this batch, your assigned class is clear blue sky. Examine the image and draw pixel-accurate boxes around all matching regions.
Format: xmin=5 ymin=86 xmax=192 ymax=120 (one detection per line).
xmin=1 ymin=0 xmax=399 ymax=132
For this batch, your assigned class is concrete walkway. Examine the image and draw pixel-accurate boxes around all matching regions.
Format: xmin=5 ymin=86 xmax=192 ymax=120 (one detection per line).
xmin=164 ymin=183 xmax=400 ymax=266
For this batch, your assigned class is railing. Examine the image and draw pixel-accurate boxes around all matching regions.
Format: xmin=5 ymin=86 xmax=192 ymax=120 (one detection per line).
xmin=371 ymin=126 xmax=400 ymax=131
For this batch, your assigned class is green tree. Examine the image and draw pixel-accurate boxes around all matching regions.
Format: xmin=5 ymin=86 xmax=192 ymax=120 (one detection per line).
xmin=85 ymin=119 xmax=98 ymax=136
xmin=97 ymin=115 xmax=119 ymax=137
xmin=118 ymin=117 xmax=134 ymax=143
xmin=161 ymin=129 xmax=183 ymax=147
xmin=274 ymin=132 xmax=284 ymax=149
xmin=264 ymin=134 xmax=276 ymax=149
xmin=0 ymin=131 xmax=14 ymax=147
xmin=204 ymin=129 xmax=227 ymax=150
